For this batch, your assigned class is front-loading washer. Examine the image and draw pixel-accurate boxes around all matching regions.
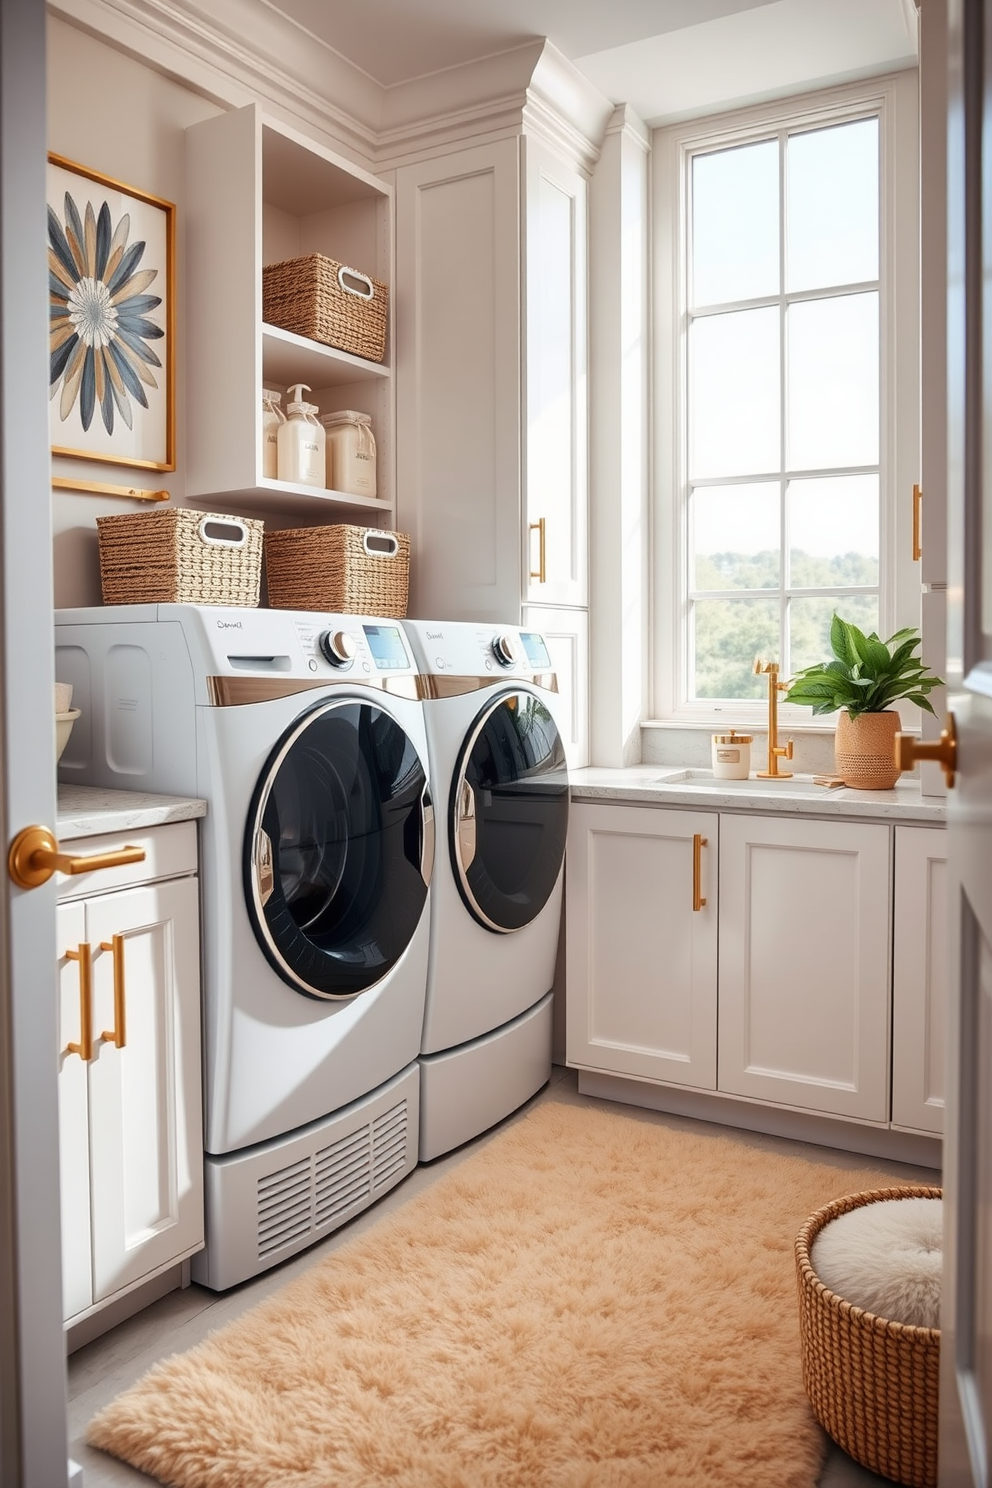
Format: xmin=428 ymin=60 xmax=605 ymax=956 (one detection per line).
xmin=401 ymin=620 xmax=569 ymax=1160
xmin=55 ymin=604 xmax=434 ymax=1288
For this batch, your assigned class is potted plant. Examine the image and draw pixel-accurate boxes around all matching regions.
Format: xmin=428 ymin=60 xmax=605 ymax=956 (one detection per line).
xmin=783 ymin=615 xmax=944 ymax=789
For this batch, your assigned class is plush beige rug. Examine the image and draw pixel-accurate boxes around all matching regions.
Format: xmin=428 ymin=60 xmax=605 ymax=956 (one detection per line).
xmin=88 ymin=1099 xmax=898 ymax=1488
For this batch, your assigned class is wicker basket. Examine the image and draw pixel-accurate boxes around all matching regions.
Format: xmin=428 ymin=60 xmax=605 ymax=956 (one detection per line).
xmin=262 ymin=255 xmax=388 ymax=363
xmin=96 ymin=509 xmax=264 ymax=607
xmin=264 ymin=524 xmax=410 ymax=618
xmin=796 ymin=1187 xmax=941 ymax=1488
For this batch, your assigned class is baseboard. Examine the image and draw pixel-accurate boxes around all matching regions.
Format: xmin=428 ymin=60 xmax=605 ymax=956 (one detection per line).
xmin=576 ymin=1070 xmax=942 ymax=1171
xmin=65 ymin=1262 xmax=186 ymax=1355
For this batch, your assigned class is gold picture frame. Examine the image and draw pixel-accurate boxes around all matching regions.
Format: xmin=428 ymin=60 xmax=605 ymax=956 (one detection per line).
xmin=47 ymin=154 xmax=175 ymax=472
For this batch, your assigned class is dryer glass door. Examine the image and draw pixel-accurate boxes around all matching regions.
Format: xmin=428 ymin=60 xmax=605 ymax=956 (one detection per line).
xmin=245 ymin=699 xmax=431 ymax=1000
xmin=450 ymin=690 xmax=568 ymax=933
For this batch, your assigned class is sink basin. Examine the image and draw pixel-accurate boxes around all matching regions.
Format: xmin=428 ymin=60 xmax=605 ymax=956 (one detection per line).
xmin=655 ymin=769 xmax=836 ymax=796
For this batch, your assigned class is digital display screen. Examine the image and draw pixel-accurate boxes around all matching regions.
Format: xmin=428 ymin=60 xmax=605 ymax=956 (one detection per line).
xmin=520 ymin=632 xmax=551 ymax=669
xmin=363 ymin=624 xmax=409 ymax=670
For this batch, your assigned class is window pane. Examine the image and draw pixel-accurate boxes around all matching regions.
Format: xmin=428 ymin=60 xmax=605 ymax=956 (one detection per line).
xmin=787 ymin=293 xmax=878 ymax=470
xmin=693 ymin=596 xmax=779 ymax=699
xmin=692 ymin=482 xmax=780 ymax=589
xmin=692 ymin=140 xmax=779 ymax=306
xmin=787 ymin=119 xmax=879 ymax=293
xmin=690 ymin=307 xmax=780 ymax=479
xmin=788 ymin=475 xmax=879 ymax=588
xmin=788 ymin=594 xmax=879 ymax=678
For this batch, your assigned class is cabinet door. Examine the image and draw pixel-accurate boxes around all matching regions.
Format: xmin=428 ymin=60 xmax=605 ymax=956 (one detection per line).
xmin=85 ymin=877 xmax=204 ymax=1303
xmin=523 ymin=604 xmax=588 ymax=768
xmin=718 ymin=815 xmax=891 ymax=1121
xmin=58 ymin=900 xmax=92 ymax=1322
xmin=566 ymin=803 xmax=718 ymax=1088
xmin=524 ymin=137 xmax=588 ymax=609
xmin=892 ymin=825 xmax=948 ymax=1133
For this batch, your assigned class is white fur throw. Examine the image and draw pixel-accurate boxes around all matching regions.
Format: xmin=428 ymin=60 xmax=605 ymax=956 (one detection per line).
xmin=811 ymin=1196 xmax=942 ymax=1329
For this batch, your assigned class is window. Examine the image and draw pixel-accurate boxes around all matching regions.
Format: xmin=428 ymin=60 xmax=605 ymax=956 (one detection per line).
xmin=653 ymin=77 xmax=920 ymax=721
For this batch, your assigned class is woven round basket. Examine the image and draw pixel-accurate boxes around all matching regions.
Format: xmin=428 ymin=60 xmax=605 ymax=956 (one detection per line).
xmin=795 ymin=1186 xmax=941 ymax=1488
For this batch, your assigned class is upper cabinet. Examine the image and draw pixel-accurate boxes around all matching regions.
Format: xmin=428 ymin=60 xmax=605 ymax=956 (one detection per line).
xmin=185 ymin=105 xmax=395 ymax=519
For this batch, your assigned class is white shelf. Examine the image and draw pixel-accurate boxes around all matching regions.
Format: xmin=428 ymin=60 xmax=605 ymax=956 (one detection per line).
xmin=186 ymin=481 xmax=394 ymax=521
xmin=262 ymin=326 xmax=390 ymax=389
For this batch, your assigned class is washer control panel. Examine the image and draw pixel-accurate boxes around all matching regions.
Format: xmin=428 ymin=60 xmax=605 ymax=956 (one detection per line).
xmin=401 ymin=620 xmax=555 ymax=679
xmin=292 ymin=616 xmax=415 ymax=677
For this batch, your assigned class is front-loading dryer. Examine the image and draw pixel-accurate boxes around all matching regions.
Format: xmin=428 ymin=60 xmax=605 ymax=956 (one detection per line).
xmin=401 ymin=620 xmax=569 ymax=1161
xmin=55 ymin=604 xmax=434 ymax=1288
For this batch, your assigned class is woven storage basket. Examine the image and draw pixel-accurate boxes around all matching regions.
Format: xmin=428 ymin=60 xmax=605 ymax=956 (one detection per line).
xmin=96 ymin=509 xmax=264 ymax=607
xmin=262 ymin=255 xmax=388 ymax=363
xmin=264 ymin=524 xmax=410 ymax=618
xmin=796 ymin=1186 xmax=941 ymax=1488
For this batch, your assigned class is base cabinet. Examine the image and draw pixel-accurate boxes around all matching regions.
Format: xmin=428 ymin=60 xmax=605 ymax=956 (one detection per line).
xmin=565 ymin=804 xmax=718 ymax=1089
xmin=566 ymin=801 xmax=945 ymax=1138
xmin=718 ymin=814 xmax=891 ymax=1122
xmin=57 ymin=823 xmax=204 ymax=1324
xmin=892 ymin=825 xmax=948 ymax=1133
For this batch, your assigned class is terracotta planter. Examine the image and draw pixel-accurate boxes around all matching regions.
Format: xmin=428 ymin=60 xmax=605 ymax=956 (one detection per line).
xmin=834 ymin=710 xmax=901 ymax=790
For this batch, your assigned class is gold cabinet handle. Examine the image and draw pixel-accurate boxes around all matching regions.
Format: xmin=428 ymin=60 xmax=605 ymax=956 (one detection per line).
xmin=912 ymin=483 xmax=923 ymax=563
xmin=692 ymin=834 xmax=707 ymax=912
xmin=7 ymin=826 xmax=145 ymax=889
xmin=895 ymin=713 xmax=957 ymax=789
xmin=529 ymin=517 xmax=547 ymax=583
xmin=99 ymin=934 xmax=127 ymax=1049
xmin=64 ymin=943 xmax=93 ymax=1062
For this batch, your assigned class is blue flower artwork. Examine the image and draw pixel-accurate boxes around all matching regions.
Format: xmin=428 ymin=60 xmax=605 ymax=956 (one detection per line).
xmin=47 ymin=157 xmax=174 ymax=471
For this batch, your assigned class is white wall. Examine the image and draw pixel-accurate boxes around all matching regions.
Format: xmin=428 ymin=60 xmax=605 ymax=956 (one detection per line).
xmin=47 ymin=17 xmax=221 ymax=607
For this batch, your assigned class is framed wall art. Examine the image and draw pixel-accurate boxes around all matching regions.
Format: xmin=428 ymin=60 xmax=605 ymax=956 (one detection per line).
xmin=48 ymin=154 xmax=175 ymax=472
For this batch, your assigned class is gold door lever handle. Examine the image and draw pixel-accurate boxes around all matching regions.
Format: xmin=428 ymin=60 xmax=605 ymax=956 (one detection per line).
xmin=7 ymin=826 xmax=145 ymax=889
xmin=895 ymin=713 xmax=957 ymax=788
xmin=692 ymin=834 xmax=707 ymax=912
xmin=100 ymin=934 xmax=127 ymax=1049
xmin=64 ymin=944 xmax=93 ymax=1061
xmin=529 ymin=517 xmax=547 ymax=584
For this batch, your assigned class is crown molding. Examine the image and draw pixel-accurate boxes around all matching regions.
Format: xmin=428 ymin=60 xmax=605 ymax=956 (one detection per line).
xmin=523 ymin=42 xmax=614 ymax=172
xmin=48 ymin=0 xmax=382 ymax=165
xmin=604 ymin=103 xmax=651 ymax=154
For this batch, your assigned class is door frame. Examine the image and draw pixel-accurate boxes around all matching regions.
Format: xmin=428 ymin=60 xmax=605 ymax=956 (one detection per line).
xmin=0 ymin=2 xmax=71 ymax=1483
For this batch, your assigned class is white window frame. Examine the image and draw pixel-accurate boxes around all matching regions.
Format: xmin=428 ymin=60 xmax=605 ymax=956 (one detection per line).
xmin=651 ymin=71 xmax=920 ymax=729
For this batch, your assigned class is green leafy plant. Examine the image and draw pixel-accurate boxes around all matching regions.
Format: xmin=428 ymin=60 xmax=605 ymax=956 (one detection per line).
xmin=784 ymin=615 xmax=944 ymax=718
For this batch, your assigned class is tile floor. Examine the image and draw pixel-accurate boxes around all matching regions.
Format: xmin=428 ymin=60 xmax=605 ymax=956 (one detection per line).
xmin=68 ymin=1067 xmax=939 ymax=1487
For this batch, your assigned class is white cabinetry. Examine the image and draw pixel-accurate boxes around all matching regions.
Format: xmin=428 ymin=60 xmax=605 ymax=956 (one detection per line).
xmin=394 ymin=133 xmax=590 ymax=762
xmin=57 ymin=821 xmax=203 ymax=1325
xmin=566 ymin=804 xmax=718 ymax=1088
xmin=718 ymin=814 xmax=891 ymax=1122
xmin=185 ymin=104 xmax=394 ymax=519
xmin=892 ymin=825 xmax=948 ymax=1133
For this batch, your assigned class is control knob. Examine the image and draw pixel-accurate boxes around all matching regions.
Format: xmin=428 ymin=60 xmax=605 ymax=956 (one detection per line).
xmin=491 ymin=633 xmax=516 ymax=667
xmin=319 ymin=629 xmax=356 ymax=668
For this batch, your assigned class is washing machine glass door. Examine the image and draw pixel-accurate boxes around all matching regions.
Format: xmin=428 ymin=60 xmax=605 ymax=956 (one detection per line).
xmin=245 ymin=698 xmax=432 ymax=1000
xmin=450 ymin=689 xmax=568 ymax=933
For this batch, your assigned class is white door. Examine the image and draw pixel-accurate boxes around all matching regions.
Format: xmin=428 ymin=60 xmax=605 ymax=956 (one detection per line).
xmin=939 ymin=0 xmax=992 ymax=1477
xmin=0 ymin=3 xmax=72 ymax=1483
xmin=87 ymin=878 xmax=203 ymax=1304
xmin=565 ymin=803 xmax=718 ymax=1089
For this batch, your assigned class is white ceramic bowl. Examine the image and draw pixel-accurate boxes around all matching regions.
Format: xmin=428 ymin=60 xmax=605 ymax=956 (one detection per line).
xmin=55 ymin=681 xmax=73 ymax=713
xmin=56 ymin=708 xmax=81 ymax=761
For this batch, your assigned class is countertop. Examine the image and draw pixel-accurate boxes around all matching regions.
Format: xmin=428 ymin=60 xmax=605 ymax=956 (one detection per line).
xmin=57 ymin=785 xmax=207 ymax=840
xmin=568 ymin=766 xmax=947 ymax=823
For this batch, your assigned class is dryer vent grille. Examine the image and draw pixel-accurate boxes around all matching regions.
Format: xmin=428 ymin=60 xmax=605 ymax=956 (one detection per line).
xmin=256 ymin=1098 xmax=410 ymax=1260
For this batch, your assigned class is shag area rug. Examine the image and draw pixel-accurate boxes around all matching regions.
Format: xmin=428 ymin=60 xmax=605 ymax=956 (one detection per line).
xmin=88 ymin=1100 xmax=898 ymax=1488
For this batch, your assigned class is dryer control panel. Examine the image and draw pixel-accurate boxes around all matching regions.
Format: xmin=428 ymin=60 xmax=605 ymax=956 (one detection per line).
xmin=291 ymin=616 xmax=416 ymax=678
xmin=401 ymin=619 xmax=555 ymax=680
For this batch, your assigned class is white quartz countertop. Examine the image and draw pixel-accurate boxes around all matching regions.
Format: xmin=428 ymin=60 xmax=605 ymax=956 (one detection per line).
xmin=57 ymin=785 xmax=207 ymax=840
xmin=568 ymin=766 xmax=946 ymax=823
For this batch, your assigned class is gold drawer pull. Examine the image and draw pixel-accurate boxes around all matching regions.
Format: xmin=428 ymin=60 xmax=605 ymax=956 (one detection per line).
xmin=529 ymin=517 xmax=547 ymax=583
xmin=912 ymin=482 xmax=923 ymax=562
xmin=8 ymin=826 xmax=145 ymax=889
xmin=100 ymin=934 xmax=127 ymax=1049
xmin=692 ymin=834 xmax=707 ymax=912
xmin=64 ymin=943 xmax=93 ymax=1061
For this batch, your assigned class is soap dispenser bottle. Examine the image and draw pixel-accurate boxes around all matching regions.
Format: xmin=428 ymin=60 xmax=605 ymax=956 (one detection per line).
xmin=277 ymin=383 xmax=325 ymax=488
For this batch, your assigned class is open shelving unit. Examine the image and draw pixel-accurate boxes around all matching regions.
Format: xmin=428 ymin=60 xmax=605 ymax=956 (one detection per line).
xmin=185 ymin=104 xmax=395 ymax=525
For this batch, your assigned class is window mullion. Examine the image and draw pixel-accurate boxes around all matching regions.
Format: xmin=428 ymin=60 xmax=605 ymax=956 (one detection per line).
xmin=779 ymin=126 xmax=789 ymax=674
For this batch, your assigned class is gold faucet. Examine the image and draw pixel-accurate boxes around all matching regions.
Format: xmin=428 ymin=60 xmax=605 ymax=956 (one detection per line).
xmin=753 ymin=658 xmax=794 ymax=778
